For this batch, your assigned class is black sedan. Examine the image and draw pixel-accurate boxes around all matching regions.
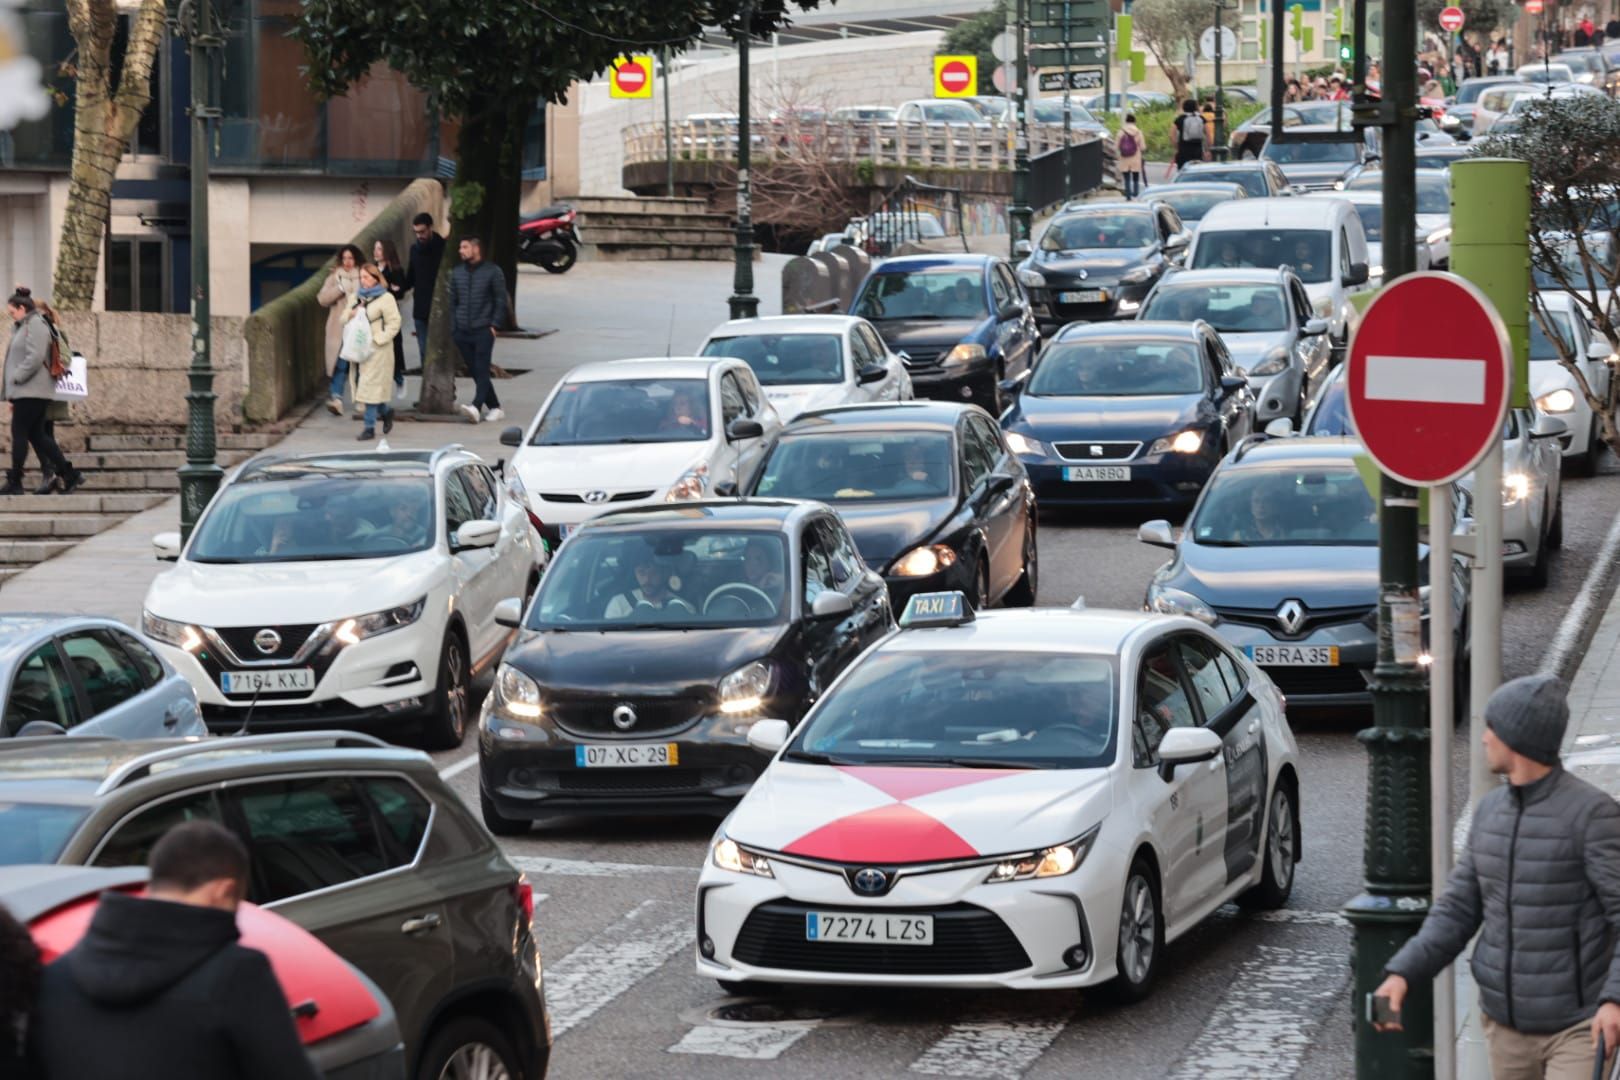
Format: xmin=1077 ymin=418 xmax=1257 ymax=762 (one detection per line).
xmin=999 ymin=321 xmax=1256 ymax=509
xmin=1015 ymin=201 xmax=1190 ymax=328
xmin=743 ymin=401 xmax=1038 ymax=611
xmin=478 ymin=500 xmax=894 ymax=819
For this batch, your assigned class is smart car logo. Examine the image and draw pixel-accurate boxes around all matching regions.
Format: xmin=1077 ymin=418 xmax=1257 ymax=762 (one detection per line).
xmin=582 ymin=490 xmax=610 ymax=504
xmin=253 ymin=628 xmax=282 ymax=655
xmin=612 ymin=703 xmax=638 ymax=730
xmin=1275 ymin=599 xmax=1306 ymax=635
xmin=852 ymin=867 xmax=889 ymax=895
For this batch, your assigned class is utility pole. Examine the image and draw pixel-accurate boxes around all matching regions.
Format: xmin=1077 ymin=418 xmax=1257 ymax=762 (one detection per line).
xmin=1011 ymin=0 xmax=1032 ymax=253
xmin=1346 ymin=0 xmax=1430 ymax=1074
xmin=1212 ymin=0 xmax=1234 ymax=161
xmin=177 ymin=0 xmax=223 ymax=543
xmin=663 ymin=47 xmax=675 ymax=198
xmin=728 ymin=1 xmax=759 ymax=320
xmin=1062 ymin=0 xmax=1073 ymax=198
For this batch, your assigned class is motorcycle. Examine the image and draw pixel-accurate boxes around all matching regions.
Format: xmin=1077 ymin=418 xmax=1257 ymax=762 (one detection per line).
xmin=517 ymin=203 xmax=580 ymax=274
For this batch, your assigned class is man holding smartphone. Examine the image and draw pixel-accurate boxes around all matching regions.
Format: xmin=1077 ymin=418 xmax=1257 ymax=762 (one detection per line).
xmin=1373 ymin=674 xmax=1620 ymax=1079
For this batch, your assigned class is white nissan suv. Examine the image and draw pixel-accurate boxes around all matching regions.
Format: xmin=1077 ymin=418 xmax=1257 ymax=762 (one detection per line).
xmin=141 ymin=447 xmax=545 ymax=747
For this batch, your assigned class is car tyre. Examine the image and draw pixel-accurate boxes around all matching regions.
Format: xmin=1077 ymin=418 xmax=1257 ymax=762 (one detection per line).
xmin=1573 ymin=415 xmax=1599 ymax=477
xmin=417 ymin=1015 xmax=523 ymax=1080
xmin=971 ymin=558 xmax=991 ymax=611
xmin=1105 ymin=857 xmax=1163 ymax=1004
xmin=1238 ymin=782 xmax=1297 ymax=910
xmin=1549 ymin=493 xmax=1564 ymax=550
xmin=1527 ymin=502 xmax=1553 ymax=590
xmin=422 ymin=630 xmax=471 ymax=750
xmin=480 ymin=785 xmax=530 ymax=837
xmin=1004 ymin=518 xmax=1039 ymax=607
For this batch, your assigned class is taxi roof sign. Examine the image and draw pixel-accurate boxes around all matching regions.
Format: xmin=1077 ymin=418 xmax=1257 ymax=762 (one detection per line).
xmin=899 ymin=591 xmax=974 ymax=628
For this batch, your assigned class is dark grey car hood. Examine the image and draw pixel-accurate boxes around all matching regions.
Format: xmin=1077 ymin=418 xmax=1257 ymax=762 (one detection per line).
xmin=1170 ymin=542 xmax=1381 ymax=608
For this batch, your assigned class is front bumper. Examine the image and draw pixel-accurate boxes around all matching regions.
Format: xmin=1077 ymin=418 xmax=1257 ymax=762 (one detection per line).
xmin=1020 ymin=449 xmax=1217 ymax=508
xmin=1248 ymin=367 xmax=1303 ymax=423
xmin=904 ymin=359 xmax=996 ymax=406
xmin=1208 ymin=619 xmax=1377 ymax=707
xmin=1027 ymin=282 xmax=1152 ymax=327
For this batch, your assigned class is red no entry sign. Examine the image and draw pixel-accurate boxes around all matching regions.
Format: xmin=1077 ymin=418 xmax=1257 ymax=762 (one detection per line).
xmin=1439 ymin=6 xmax=1466 ymax=32
xmin=1523 ymin=0 xmax=1543 ymax=13
xmin=611 ymin=57 xmax=651 ymax=98
xmin=1345 ymin=272 xmax=1511 ymax=487
xmin=939 ymin=61 xmax=973 ymax=93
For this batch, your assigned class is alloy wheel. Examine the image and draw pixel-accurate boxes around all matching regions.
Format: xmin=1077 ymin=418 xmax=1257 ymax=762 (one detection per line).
xmin=1118 ymin=874 xmax=1156 ymax=984
xmin=438 ymin=1042 xmax=512 ymax=1080
xmin=446 ymin=638 xmax=468 ymax=741
xmin=1267 ymin=787 xmax=1296 ymax=892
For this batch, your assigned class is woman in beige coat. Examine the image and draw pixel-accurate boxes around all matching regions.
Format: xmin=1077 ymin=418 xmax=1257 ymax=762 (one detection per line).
xmin=348 ymin=263 xmax=401 ymax=440
xmin=318 ymin=244 xmax=363 ymax=416
xmin=1118 ymin=113 xmax=1146 ymax=198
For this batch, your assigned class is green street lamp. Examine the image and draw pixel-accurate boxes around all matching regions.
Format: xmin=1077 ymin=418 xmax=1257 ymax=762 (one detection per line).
xmin=728 ymin=1 xmax=760 ymax=321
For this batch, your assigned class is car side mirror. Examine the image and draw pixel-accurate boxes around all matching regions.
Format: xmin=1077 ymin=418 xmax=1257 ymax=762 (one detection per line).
xmin=809 ymin=590 xmax=853 ymax=619
xmin=153 ymin=531 xmax=182 ymax=562
xmin=1302 ymin=318 xmax=1329 ymax=336
xmin=1157 ymin=726 xmax=1223 ymax=779
xmin=999 ymin=375 xmax=1025 ymax=399
xmin=1164 ymin=234 xmax=1188 ymax=254
xmin=1531 ymin=414 xmax=1569 ymax=439
xmin=494 ymin=596 xmax=524 ymax=629
xmin=1265 ymin=417 xmax=1296 ymax=438
xmin=1137 ymin=519 xmax=1176 ymax=548
xmin=1219 ymin=375 xmax=1248 ymax=395
xmin=856 ymin=364 xmax=888 ymax=385
xmin=982 ymin=473 xmax=1017 ymax=498
xmin=726 ymin=417 xmax=765 ymax=441
xmin=500 ymin=425 xmax=524 ymax=447
xmin=1014 ymin=239 xmax=1033 ymax=257
xmin=452 ymin=519 xmax=501 ymax=551
xmin=1343 ymin=261 xmax=1370 ymax=286
xmin=713 ymin=480 xmax=739 ymax=497
xmin=1588 ymin=341 xmax=1613 ymax=361
xmin=747 ymin=718 xmax=791 ymax=754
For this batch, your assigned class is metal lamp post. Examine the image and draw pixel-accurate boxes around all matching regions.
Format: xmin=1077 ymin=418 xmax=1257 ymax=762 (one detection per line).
xmin=1010 ymin=0 xmax=1033 ymax=253
xmin=1212 ymin=0 xmax=1235 ymax=161
xmin=728 ymin=1 xmax=759 ymax=321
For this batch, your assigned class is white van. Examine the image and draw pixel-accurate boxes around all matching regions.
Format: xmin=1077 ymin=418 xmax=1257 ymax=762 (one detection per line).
xmin=1185 ymin=197 xmax=1372 ymax=357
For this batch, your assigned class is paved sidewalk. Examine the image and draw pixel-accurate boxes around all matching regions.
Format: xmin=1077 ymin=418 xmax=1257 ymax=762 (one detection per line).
xmin=0 ymin=257 xmax=785 ymax=625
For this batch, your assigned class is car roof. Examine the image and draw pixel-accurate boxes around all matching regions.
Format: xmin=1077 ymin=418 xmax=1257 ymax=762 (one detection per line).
xmin=1056 ymin=200 xmax=1156 ymax=216
xmin=233 ymin=449 xmax=463 ymax=481
xmin=1142 ymin=181 xmax=1246 ymax=195
xmin=1226 ymin=435 xmax=1365 ymax=468
xmin=868 ymin=254 xmax=996 ymax=272
xmin=563 ymin=357 xmax=726 ymax=382
xmin=705 ymin=315 xmax=862 ymax=336
xmin=1309 ymin=189 xmax=1380 ymax=205
xmin=790 ymin=400 xmax=973 ymax=431
xmin=1196 ymin=197 xmax=1351 ymax=229
xmin=1052 ymin=320 xmax=1204 ymax=344
xmin=0 ymin=614 xmax=136 ymax=650
xmin=876 ymin=606 xmax=1193 ymax=656
xmin=580 ymin=499 xmax=820 ymax=533
xmin=1156 ymin=267 xmax=1291 ymax=285
xmin=1540 ymin=290 xmax=1580 ymax=312
xmin=1181 ymin=160 xmax=1268 ymax=173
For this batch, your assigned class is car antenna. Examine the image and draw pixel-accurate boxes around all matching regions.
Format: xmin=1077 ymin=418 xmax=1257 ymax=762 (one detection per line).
xmin=665 ymin=305 xmax=677 ymax=358
xmin=233 ymin=682 xmax=265 ymax=737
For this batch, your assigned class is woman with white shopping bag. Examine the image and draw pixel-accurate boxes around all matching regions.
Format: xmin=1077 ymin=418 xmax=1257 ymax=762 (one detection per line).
xmin=347 ymin=264 xmax=401 ymax=441
xmin=3 ymin=287 xmax=81 ymax=495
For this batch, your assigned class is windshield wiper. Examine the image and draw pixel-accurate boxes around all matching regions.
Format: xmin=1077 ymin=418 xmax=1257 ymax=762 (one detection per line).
xmin=1195 ymin=539 xmax=1250 ymax=547
xmin=780 ymin=749 xmax=860 ymax=766
xmin=868 ymin=756 xmax=1044 ymax=770
xmin=189 ymin=556 xmax=244 ymax=564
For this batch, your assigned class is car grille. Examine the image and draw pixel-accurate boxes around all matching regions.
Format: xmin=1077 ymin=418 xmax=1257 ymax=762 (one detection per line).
xmin=898 ymin=349 xmax=947 ymax=372
xmin=1054 ymin=441 xmax=1141 ymax=462
xmin=1211 ymin=604 xmax=1373 ymax=637
xmin=1263 ymin=665 xmax=1371 ymax=697
xmin=545 ymin=691 xmax=714 ymax=738
xmin=1047 ymin=301 xmax=1114 ymax=322
xmin=732 ymin=901 xmax=1031 ymax=975
xmin=213 ymin=624 xmax=319 ymax=662
xmin=537 ymin=490 xmax=656 ymax=503
xmin=553 ymin=768 xmax=719 ymax=794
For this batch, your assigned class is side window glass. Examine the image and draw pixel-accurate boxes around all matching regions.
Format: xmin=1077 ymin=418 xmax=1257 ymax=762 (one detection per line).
xmin=997 ymin=264 xmax=1022 ymax=303
xmin=988 ymin=268 xmax=1012 ymax=310
xmin=801 ymin=522 xmax=835 ymax=605
xmin=739 ymin=369 xmax=764 ymax=415
xmin=818 ymin=520 xmax=861 ymax=591
xmin=959 ymin=426 xmax=992 ymax=491
xmin=443 ymin=470 xmax=477 ymax=534
xmin=1213 ymin=647 xmax=1246 ymax=700
xmin=848 ymin=329 xmax=875 ymax=372
xmin=972 ymin=416 xmax=1006 ymax=468
xmin=1203 ymin=339 xmax=1224 ymax=386
xmin=61 ymin=631 xmax=146 ymax=716
xmin=112 ymin=631 xmax=164 ymax=687
xmin=1135 ymin=646 xmax=1197 ymax=765
xmin=92 ymin=791 xmax=223 ymax=868
xmin=231 ymin=777 xmax=395 ymax=904
xmin=720 ymin=372 xmax=746 ymax=425
xmin=858 ymin=324 xmax=886 ymax=360
xmin=358 ymin=777 xmax=432 ymax=863
xmin=1178 ymin=638 xmax=1236 ymax=722
xmin=1340 ymin=228 xmax=1352 ymax=275
xmin=5 ymin=643 xmax=82 ymax=734
xmin=459 ymin=466 xmax=498 ymax=521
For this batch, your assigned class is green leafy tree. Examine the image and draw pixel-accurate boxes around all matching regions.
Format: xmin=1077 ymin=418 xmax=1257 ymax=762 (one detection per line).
xmin=938 ymin=1 xmax=1009 ymax=95
xmin=1131 ymin=0 xmax=1207 ymax=105
xmin=293 ymin=0 xmax=820 ymax=412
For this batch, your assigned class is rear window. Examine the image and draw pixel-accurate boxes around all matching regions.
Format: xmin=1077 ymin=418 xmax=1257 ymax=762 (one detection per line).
xmin=0 ymin=801 xmax=88 ymax=865
xmin=1192 ymin=228 xmax=1333 ymax=284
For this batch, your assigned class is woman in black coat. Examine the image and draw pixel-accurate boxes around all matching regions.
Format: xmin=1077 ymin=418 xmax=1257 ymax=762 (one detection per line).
xmin=374 ymin=238 xmax=408 ymax=400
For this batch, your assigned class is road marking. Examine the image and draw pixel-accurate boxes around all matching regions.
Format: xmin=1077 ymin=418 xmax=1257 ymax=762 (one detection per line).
xmin=1168 ymin=943 xmax=1344 ymax=1079
xmin=437 ymin=754 xmax=478 ymax=781
xmin=1541 ymin=496 xmax=1620 ymax=679
xmin=909 ymin=1015 xmax=1069 ymax=1080
xmin=545 ymin=899 xmax=693 ymax=1038
xmin=509 ymin=854 xmax=699 ymax=877
xmin=670 ymin=1021 xmax=820 ymax=1060
xmin=1364 ymin=354 xmax=1486 ymax=405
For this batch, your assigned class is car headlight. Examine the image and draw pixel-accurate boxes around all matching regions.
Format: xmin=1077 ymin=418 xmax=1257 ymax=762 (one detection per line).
xmin=1333 ymin=180 xmax=1346 ymax=190
xmin=1017 ymin=267 xmax=1046 ymax=288
xmin=1004 ymin=431 xmax=1047 ymax=456
xmin=713 ymin=837 xmax=774 ymax=877
xmin=142 ymin=610 xmax=204 ymax=652
xmin=1147 ymin=584 xmax=1219 ymax=625
xmin=891 ymin=544 xmax=959 ymax=577
xmin=1426 ymin=228 xmax=1452 ymax=246
xmin=334 ymin=597 xmax=426 ymax=646
xmin=985 ymin=828 xmax=1099 ymax=883
xmin=1248 ymin=350 xmax=1289 ymax=377
xmin=1538 ymin=388 xmax=1577 ymax=413
xmin=941 ymin=343 xmax=987 ymax=368
xmin=1503 ymin=471 xmax=1531 ymax=507
xmin=494 ymin=662 xmax=543 ymax=720
xmin=1148 ymin=429 xmax=1204 ymax=455
xmin=1120 ymin=265 xmax=1155 ymax=285
xmin=665 ymin=463 xmax=710 ymax=501
xmin=718 ymin=660 xmax=773 ymax=715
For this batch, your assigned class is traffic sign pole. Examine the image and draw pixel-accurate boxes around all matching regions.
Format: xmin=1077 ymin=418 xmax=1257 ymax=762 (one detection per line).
xmin=1011 ymin=0 xmax=1032 ymax=255
xmin=1428 ymin=477 xmax=1456 ymax=1080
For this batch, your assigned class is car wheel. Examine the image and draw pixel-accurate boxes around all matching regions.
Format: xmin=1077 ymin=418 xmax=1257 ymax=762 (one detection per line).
xmin=417 ymin=1016 xmax=522 ymax=1080
xmin=480 ymin=785 xmax=530 ymax=837
xmin=1527 ymin=524 xmax=1552 ymax=589
xmin=1238 ymin=782 xmax=1297 ymax=910
xmin=1004 ymin=519 xmax=1038 ymax=607
xmin=422 ymin=631 xmax=470 ymax=750
xmin=972 ymin=558 xmax=991 ymax=611
xmin=1106 ymin=857 xmax=1163 ymax=1004
xmin=1549 ymin=493 xmax=1564 ymax=550
xmin=1574 ymin=415 xmax=1599 ymax=477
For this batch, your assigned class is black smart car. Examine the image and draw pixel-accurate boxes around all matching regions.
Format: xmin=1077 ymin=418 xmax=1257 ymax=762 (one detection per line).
xmin=743 ymin=401 xmax=1038 ymax=612
xmin=478 ymin=500 xmax=894 ymax=825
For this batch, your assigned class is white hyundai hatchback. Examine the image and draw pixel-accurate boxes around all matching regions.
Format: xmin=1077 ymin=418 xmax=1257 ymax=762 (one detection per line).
xmin=499 ymin=357 xmax=783 ymax=544
xmin=141 ymin=448 xmax=544 ymax=748
xmin=699 ymin=315 xmax=913 ymax=422
xmin=698 ymin=592 xmax=1301 ymax=1000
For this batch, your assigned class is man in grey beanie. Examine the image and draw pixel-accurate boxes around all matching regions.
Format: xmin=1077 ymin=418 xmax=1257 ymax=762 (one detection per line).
xmin=1373 ymin=674 xmax=1620 ymax=1079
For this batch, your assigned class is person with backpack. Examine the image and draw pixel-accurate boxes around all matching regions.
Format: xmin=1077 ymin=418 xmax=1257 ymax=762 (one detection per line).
xmin=3 ymin=287 xmax=80 ymax=496
xmin=1174 ymin=99 xmax=1205 ymax=173
xmin=1117 ymin=114 xmax=1145 ymax=198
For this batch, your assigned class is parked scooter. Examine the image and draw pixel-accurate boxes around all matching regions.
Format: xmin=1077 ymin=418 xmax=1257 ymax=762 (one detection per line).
xmin=517 ymin=203 xmax=580 ymax=273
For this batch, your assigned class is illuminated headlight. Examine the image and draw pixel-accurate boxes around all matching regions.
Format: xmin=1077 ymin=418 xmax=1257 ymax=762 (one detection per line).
xmin=1004 ymin=431 xmax=1047 ymax=456
xmin=1333 ymin=180 xmax=1346 ymax=190
xmin=1502 ymin=471 xmax=1531 ymax=507
xmin=335 ymin=597 xmax=426 ymax=646
xmin=891 ymin=544 xmax=959 ymax=577
xmin=494 ymin=662 xmax=543 ymax=720
xmin=1538 ymin=388 xmax=1577 ymax=413
xmin=1120 ymin=265 xmax=1155 ymax=285
xmin=1149 ymin=429 xmax=1204 ymax=455
xmin=941 ymin=343 xmax=987 ymax=368
xmin=1017 ymin=267 xmax=1047 ymax=288
xmin=1248 ymin=350 xmax=1289 ymax=377
xmin=718 ymin=660 xmax=773 ymax=715
xmin=986 ymin=828 xmax=1098 ymax=883
xmin=665 ymin=463 xmax=710 ymax=501
xmin=1370 ymin=264 xmax=1385 ymax=280
xmin=143 ymin=610 xmax=204 ymax=652
xmin=1146 ymin=584 xmax=1219 ymax=625
xmin=713 ymin=837 xmax=774 ymax=877
xmin=1116 ymin=298 xmax=1141 ymax=313
xmin=1426 ymin=227 xmax=1452 ymax=246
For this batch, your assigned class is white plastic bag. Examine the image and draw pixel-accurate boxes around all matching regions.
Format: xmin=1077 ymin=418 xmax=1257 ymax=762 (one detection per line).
xmin=53 ymin=353 xmax=88 ymax=399
xmin=340 ymin=308 xmax=373 ymax=362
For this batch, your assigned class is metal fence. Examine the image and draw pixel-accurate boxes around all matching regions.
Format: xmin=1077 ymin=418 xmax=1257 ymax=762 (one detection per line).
xmin=1028 ymin=140 xmax=1112 ymax=213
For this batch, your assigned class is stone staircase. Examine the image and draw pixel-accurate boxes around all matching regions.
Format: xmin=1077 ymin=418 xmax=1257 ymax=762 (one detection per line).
xmin=0 ymin=431 xmax=272 ymax=585
xmin=575 ymin=196 xmax=733 ymax=262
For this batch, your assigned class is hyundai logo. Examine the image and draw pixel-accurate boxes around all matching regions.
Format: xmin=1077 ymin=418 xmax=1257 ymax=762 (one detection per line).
xmin=1275 ymin=599 xmax=1306 ymax=635
xmin=253 ymin=628 xmax=282 ymax=655
xmin=582 ymin=490 xmax=610 ymax=505
xmin=852 ymin=867 xmax=889 ymax=895
xmin=612 ymin=703 xmax=638 ymax=730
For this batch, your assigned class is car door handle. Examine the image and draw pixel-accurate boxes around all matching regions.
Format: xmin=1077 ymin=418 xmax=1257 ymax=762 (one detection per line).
xmin=401 ymin=913 xmax=443 ymax=935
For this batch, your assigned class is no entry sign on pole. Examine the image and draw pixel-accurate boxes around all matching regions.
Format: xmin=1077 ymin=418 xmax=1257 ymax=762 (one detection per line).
xmin=609 ymin=55 xmax=654 ymax=99
xmin=1438 ymin=6 xmax=1466 ymax=32
xmin=934 ymin=55 xmax=978 ymax=97
xmin=1346 ymin=272 xmax=1511 ymax=487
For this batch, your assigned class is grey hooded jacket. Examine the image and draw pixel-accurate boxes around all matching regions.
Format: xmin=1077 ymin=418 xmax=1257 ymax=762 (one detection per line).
xmin=3 ymin=311 xmax=55 ymax=401
xmin=1385 ymin=767 xmax=1620 ymax=1034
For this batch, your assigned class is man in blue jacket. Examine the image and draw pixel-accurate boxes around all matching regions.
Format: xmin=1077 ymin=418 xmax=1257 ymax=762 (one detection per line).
xmin=448 ymin=236 xmax=510 ymax=424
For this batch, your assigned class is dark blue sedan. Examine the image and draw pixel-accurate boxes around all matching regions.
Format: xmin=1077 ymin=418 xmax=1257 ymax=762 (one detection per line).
xmin=999 ymin=322 xmax=1256 ymax=509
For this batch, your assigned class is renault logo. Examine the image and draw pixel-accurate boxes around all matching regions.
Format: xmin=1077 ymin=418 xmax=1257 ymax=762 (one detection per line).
xmin=852 ymin=868 xmax=889 ymax=895
xmin=582 ymin=490 xmax=610 ymax=504
xmin=612 ymin=703 xmax=638 ymax=730
xmin=1275 ymin=599 xmax=1306 ymax=635
xmin=253 ymin=628 xmax=282 ymax=655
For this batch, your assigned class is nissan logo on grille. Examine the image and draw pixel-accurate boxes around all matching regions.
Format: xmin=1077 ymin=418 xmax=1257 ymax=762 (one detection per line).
xmin=852 ymin=867 xmax=889 ymax=895
xmin=582 ymin=490 xmax=610 ymax=504
xmin=612 ymin=703 xmax=638 ymax=730
xmin=252 ymin=628 xmax=282 ymax=655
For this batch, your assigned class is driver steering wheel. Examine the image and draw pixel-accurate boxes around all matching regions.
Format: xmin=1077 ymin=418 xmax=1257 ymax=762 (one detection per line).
xmin=703 ymin=582 xmax=774 ymax=618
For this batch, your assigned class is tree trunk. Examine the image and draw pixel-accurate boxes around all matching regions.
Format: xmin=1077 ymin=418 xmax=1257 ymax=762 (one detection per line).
xmin=489 ymin=96 xmax=532 ymax=331
xmin=51 ymin=0 xmax=166 ymax=311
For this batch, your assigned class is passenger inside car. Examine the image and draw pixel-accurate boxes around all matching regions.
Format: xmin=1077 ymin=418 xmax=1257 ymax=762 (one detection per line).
xmin=605 ymin=546 xmax=696 ymax=619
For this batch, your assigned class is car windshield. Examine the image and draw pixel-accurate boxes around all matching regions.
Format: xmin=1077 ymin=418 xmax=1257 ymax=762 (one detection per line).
xmin=1148 ymin=188 xmax=1237 ymax=222
xmin=1030 ymin=100 xmax=1100 ymax=125
xmin=1531 ymin=311 xmax=1578 ymax=360
xmin=1533 ymin=235 xmax=1617 ymax=288
xmin=1305 ymin=379 xmax=1351 ymax=435
xmin=1177 ymin=168 xmax=1268 ymax=197
xmin=1520 ymin=64 xmax=1573 ymax=82
xmin=866 ymin=214 xmax=946 ymax=241
xmin=703 ymin=334 xmax=844 ymax=386
xmin=1191 ymin=229 xmax=1333 ymax=284
xmin=1415 ymin=151 xmax=1464 ymax=170
xmin=754 ymin=432 xmax=953 ymax=501
xmin=1262 ymin=140 xmax=1358 ymax=164
xmin=1140 ymin=284 xmax=1289 ymax=332
xmin=1351 ymin=202 xmax=1384 ymax=241
xmin=1192 ymin=465 xmax=1377 ymax=546
xmin=532 ymin=378 xmax=711 ymax=445
xmin=529 ymin=528 xmax=790 ymax=630
xmin=1028 ymin=340 xmax=1204 ymax=396
xmin=187 ymin=473 xmax=436 ymax=563
xmin=0 ymin=801 xmax=89 ymax=864
xmin=854 ymin=268 xmax=987 ymax=320
xmin=917 ymin=102 xmax=981 ymax=123
xmin=1042 ymin=211 xmax=1156 ymax=251
xmin=1346 ymin=174 xmax=1449 ymax=216
xmin=786 ymin=650 xmax=1117 ymax=770
xmin=1456 ymin=80 xmax=1506 ymax=104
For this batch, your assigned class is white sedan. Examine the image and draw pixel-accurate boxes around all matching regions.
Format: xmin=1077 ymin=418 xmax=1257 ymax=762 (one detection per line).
xmin=700 ymin=315 xmax=912 ymax=422
xmin=697 ymin=591 xmax=1301 ymax=999
xmin=1533 ymin=290 xmax=1615 ymax=475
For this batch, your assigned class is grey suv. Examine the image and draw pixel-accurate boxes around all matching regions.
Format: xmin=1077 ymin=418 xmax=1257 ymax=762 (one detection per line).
xmin=0 ymin=732 xmax=551 ymax=1080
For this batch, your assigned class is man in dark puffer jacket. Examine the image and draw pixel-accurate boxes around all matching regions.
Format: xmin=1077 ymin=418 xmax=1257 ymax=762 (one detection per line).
xmin=1374 ymin=674 xmax=1620 ymax=1079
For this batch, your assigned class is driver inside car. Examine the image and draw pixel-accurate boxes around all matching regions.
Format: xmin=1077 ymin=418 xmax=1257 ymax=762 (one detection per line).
xmin=378 ymin=493 xmax=428 ymax=547
xmin=742 ymin=537 xmax=785 ymax=596
xmin=605 ymin=546 xmax=695 ymax=619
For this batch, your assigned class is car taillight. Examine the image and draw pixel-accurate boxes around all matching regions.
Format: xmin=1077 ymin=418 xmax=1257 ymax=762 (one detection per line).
xmin=513 ymin=877 xmax=535 ymax=924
